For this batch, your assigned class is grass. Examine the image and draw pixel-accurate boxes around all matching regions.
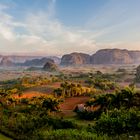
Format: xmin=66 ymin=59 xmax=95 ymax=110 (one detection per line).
xmin=38 ymin=129 xmax=140 ymax=140
xmin=0 ymin=133 xmax=12 ymax=140
xmin=65 ymin=116 xmax=95 ymax=127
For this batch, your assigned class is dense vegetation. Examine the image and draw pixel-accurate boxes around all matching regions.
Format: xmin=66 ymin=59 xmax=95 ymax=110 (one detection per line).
xmin=0 ymin=70 xmax=140 ymax=140
xmin=136 ymin=65 xmax=140 ymax=82
xmin=54 ymin=82 xmax=94 ymax=97
xmin=75 ymin=87 xmax=140 ymax=135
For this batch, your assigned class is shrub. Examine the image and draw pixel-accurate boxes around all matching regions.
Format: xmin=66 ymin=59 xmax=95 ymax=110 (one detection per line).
xmin=136 ymin=65 xmax=140 ymax=82
xmin=76 ymin=110 xmax=102 ymax=120
xmin=94 ymin=108 xmax=140 ymax=135
xmin=47 ymin=118 xmax=77 ymax=129
xmin=36 ymin=129 xmax=140 ymax=140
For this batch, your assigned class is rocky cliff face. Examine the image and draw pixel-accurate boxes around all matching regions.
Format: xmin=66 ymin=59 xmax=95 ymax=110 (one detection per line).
xmin=60 ymin=49 xmax=140 ymax=65
xmin=60 ymin=53 xmax=91 ymax=66
xmin=0 ymin=57 xmax=15 ymax=67
xmin=91 ymin=49 xmax=133 ymax=64
xmin=128 ymin=51 xmax=140 ymax=63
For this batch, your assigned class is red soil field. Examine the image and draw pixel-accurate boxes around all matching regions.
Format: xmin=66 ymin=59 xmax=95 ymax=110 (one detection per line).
xmin=60 ymin=96 xmax=90 ymax=111
xmin=59 ymin=96 xmax=90 ymax=117
xmin=13 ymin=82 xmax=61 ymax=99
xmin=13 ymin=91 xmax=48 ymax=99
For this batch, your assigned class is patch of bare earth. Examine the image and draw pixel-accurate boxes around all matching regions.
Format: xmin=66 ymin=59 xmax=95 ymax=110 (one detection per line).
xmin=59 ymin=96 xmax=90 ymax=117
xmin=13 ymin=91 xmax=48 ymax=99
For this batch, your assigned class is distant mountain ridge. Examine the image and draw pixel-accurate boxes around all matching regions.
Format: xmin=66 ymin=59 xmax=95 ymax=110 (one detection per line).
xmin=0 ymin=55 xmax=60 ymax=67
xmin=0 ymin=55 xmax=42 ymax=63
xmin=0 ymin=57 xmax=15 ymax=67
xmin=60 ymin=53 xmax=90 ymax=65
xmin=91 ymin=49 xmax=132 ymax=64
xmin=18 ymin=57 xmax=54 ymax=66
xmin=60 ymin=49 xmax=140 ymax=65
xmin=0 ymin=49 xmax=140 ymax=67
xmin=0 ymin=55 xmax=60 ymax=63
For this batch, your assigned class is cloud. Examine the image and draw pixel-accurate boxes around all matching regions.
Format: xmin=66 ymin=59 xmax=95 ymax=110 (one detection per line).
xmin=0 ymin=1 xmax=97 ymax=55
xmin=0 ymin=0 xmax=140 ymax=56
xmin=25 ymin=12 xmax=97 ymax=55
xmin=0 ymin=5 xmax=15 ymax=40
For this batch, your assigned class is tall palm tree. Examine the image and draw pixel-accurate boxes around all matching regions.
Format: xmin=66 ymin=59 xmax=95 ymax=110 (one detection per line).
xmin=54 ymin=88 xmax=62 ymax=97
xmin=136 ymin=65 xmax=140 ymax=82
xmin=60 ymin=82 xmax=68 ymax=97
xmin=121 ymin=87 xmax=135 ymax=108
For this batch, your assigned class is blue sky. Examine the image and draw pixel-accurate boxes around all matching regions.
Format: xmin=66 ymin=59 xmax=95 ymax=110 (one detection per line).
xmin=0 ymin=0 xmax=140 ymax=55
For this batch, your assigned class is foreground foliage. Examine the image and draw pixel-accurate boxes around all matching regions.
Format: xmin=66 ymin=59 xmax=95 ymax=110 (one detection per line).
xmin=0 ymin=75 xmax=140 ymax=139
xmin=35 ymin=129 xmax=140 ymax=140
xmin=94 ymin=108 xmax=140 ymax=135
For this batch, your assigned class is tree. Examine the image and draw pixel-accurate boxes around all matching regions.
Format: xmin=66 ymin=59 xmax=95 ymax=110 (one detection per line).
xmin=54 ymin=88 xmax=63 ymax=97
xmin=60 ymin=82 xmax=68 ymax=97
xmin=120 ymin=87 xmax=135 ymax=108
xmin=136 ymin=65 xmax=140 ymax=82
xmin=42 ymin=98 xmax=60 ymax=112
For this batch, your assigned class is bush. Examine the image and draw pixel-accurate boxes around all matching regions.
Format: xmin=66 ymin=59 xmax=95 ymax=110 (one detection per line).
xmin=36 ymin=129 xmax=140 ymax=140
xmin=76 ymin=110 xmax=102 ymax=120
xmin=47 ymin=118 xmax=77 ymax=129
xmin=94 ymin=108 xmax=140 ymax=135
xmin=136 ymin=65 xmax=140 ymax=82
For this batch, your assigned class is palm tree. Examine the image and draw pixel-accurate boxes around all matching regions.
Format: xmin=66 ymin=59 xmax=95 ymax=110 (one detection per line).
xmin=121 ymin=87 xmax=135 ymax=108
xmin=136 ymin=65 xmax=140 ymax=82
xmin=54 ymin=88 xmax=62 ymax=97
xmin=110 ymin=91 xmax=122 ymax=109
xmin=60 ymin=82 xmax=68 ymax=97
xmin=17 ymin=91 xmax=23 ymax=98
xmin=66 ymin=84 xmax=71 ymax=97
xmin=8 ymin=97 xmax=17 ymax=108
xmin=77 ymin=84 xmax=82 ymax=96
xmin=86 ymin=95 xmax=108 ymax=112
xmin=132 ymin=92 xmax=140 ymax=107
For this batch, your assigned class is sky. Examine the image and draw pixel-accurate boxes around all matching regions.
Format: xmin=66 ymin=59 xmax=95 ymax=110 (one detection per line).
xmin=0 ymin=0 xmax=140 ymax=56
